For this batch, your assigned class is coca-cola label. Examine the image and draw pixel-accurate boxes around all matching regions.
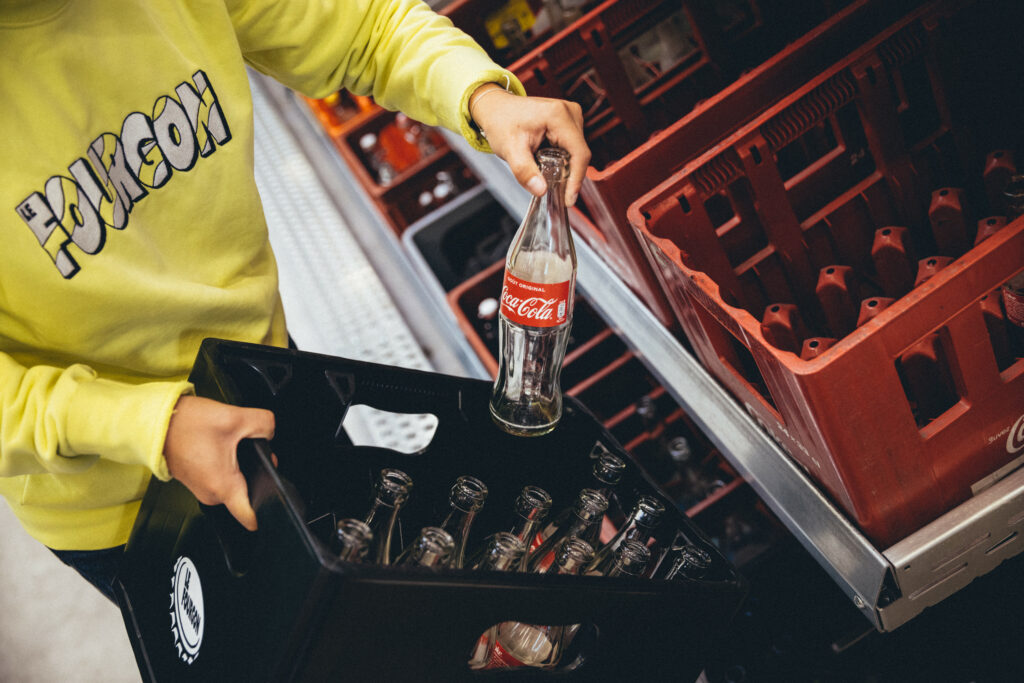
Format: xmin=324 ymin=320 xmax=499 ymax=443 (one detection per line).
xmin=487 ymin=640 xmax=528 ymax=669
xmin=500 ymin=271 xmax=570 ymax=327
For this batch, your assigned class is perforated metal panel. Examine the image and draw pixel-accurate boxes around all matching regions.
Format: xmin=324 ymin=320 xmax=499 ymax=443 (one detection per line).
xmin=251 ymin=79 xmax=438 ymax=453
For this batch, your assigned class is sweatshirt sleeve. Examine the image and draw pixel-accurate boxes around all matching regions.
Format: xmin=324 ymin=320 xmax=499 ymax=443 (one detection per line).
xmin=225 ymin=0 xmax=525 ymax=151
xmin=0 ymin=354 xmax=193 ymax=482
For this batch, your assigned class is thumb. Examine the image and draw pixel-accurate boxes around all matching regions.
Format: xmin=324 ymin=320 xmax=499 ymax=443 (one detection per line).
xmin=240 ymin=407 xmax=275 ymax=441
xmin=223 ymin=479 xmax=258 ymax=532
xmin=500 ymin=140 xmax=546 ymax=197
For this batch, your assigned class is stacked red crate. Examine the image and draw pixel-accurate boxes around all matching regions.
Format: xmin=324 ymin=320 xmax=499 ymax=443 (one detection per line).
xmin=628 ymin=0 xmax=1024 ymax=546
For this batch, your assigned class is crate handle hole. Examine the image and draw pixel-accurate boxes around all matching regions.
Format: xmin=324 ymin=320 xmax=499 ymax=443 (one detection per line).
xmin=343 ymin=404 xmax=439 ymax=454
xmin=881 ymin=228 xmax=892 ymax=236
xmin=749 ymin=145 xmax=762 ymax=165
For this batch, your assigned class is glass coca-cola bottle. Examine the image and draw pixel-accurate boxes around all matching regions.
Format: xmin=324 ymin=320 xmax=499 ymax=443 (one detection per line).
xmin=587 ymin=494 xmax=665 ymax=575
xmin=438 ymin=475 xmax=488 ymax=569
xmin=604 ymin=539 xmax=652 ymax=578
xmin=468 ymin=532 xmax=528 ymax=670
xmin=527 ymin=488 xmax=607 ymax=573
xmin=333 ymin=518 xmax=373 ymax=563
xmin=395 ymin=526 xmax=455 ymax=568
xmin=465 ymin=484 xmax=551 ymax=572
xmin=363 ymin=468 xmax=413 ymax=566
xmin=537 ymin=452 xmax=625 ymax=545
xmin=490 ymin=147 xmax=577 ymax=437
xmin=664 ymin=543 xmax=713 ymax=580
xmin=487 ymin=537 xmax=595 ymax=670
xmin=508 ymin=485 xmax=553 ymax=571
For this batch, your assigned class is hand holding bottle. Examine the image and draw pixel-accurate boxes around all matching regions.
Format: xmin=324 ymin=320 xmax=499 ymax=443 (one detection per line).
xmin=468 ymin=84 xmax=591 ymax=207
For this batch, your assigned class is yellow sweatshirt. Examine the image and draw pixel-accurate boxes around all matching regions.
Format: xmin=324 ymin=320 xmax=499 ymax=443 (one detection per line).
xmin=0 ymin=0 xmax=523 ymax=550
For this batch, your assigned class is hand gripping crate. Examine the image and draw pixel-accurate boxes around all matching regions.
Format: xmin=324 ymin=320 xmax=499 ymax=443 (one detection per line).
xmin=627 ymin=0 xmax=1024 ymax=548
xmin=115 ymin=339 xmax=746 ymax=682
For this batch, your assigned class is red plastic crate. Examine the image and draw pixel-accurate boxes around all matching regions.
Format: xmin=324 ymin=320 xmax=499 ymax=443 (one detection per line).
xmin=628 ymin=0 xmax=1024 ymax=547
xmin=576 ymin=0 xmax=923 ymax=317
xmin=502 ymin=0 xmax=921 ymax=328
xmin=305 ymin=102 xmax=480 ymax=235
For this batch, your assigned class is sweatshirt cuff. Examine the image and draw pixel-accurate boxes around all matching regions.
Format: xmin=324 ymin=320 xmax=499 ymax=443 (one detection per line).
xmin=64 ymin=374 xmax=195 ymax=481
xmin=457 ymin=70 xmax=526 ymax=153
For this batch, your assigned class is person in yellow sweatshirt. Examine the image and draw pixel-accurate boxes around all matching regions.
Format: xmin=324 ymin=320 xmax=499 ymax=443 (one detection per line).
xmin=0 ymin=0 xmax=589 ymax=602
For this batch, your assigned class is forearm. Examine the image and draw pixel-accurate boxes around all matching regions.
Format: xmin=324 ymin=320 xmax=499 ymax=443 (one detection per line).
xmin=0 ymin=353 xmax=191 ymax=479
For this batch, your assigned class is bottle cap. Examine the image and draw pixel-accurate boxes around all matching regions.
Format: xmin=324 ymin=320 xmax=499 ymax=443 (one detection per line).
xmin=477 ymin=297 xmax=499 ymax=321
xmin=359 ymin=133 xmax=377 ymax=150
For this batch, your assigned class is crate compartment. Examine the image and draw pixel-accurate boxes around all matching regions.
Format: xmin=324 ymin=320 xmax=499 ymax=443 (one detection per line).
xmin=628 ymin=0 xmax=1024 ymax=547
xmin=115 ymin=340 xmax=745 ymax=681
xmin=544 ymin=0 xmax=923 ymax=328
xmin=303 ymin=103 xmax=481 ymax=236
xmin=402 ymin=188 xmax=521 ymax=292
xmin=447 ymin=258 xmax=607 ymax=377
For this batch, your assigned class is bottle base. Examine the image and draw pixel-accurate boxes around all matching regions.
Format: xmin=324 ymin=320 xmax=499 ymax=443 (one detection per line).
xmin=490 ymin=408 xmax=559 ymax=437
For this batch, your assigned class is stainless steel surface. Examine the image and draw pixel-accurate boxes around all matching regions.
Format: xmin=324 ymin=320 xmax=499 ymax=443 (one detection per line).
xmin=880 ymin=464 xmax=1024 ymax=631
xmin=255 ymin=76 xmax=490 ymax=381
xmin=440 ymin=128 xmax=1024 ymax=632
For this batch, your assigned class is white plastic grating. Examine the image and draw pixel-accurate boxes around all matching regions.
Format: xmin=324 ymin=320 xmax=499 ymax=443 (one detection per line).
xmin=250 ymin=77 xmax=438 ymax=453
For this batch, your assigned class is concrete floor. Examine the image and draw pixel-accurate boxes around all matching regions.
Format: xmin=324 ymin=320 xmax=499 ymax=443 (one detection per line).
xmin=0 ymin=501 xmax=140 ymax=683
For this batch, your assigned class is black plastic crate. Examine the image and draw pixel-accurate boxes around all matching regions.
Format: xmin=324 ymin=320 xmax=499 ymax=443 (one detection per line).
xmin=116 ymin=339 xmax=746 ymax=681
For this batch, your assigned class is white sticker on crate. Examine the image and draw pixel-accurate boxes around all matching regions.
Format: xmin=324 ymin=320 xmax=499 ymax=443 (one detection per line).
xmin=170 ymin=556 xmax=205 ymax=665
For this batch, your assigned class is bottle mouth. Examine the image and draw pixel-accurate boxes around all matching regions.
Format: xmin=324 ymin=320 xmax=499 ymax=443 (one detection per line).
xmin=556 ymin=536 xmax=595 ymax=570
xmin=593 ymin=451 xmax=626 ymax=486
xmin=412 ymin=527 xmax=455 ymax=565
xmin=616 ymin=539 xmax=652 ymax=567
xmin=482 ymin=532 xmax=527 ymax=570
xmin=636 ymin=495 xmax=666 ymax=524
xmin=576 ymin=488 xmax=610 ymax=517
xmin=515 ymin=485 xmax=553 ymax=519
xmin=450 ymin=475 xmax=488 ymax=512
xmin=335 ymin=518 xmax=373 ymax=543
xmin=537 ymin=147 xmax=569 ymax=182
xmin=377 ymin=468 xmax=414 ymax=503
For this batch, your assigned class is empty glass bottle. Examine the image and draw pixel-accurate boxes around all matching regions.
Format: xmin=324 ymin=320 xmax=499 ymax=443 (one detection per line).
xmin=537 ymin=452 xmax=625 ymax=544
xmin=605 ymin=539 xmax=651 ymax=579
xmin=395 ymin=526 xmax=455 ymax=568
xmin=665 ymin=543 xmax=713 ymax=580
xmin=438 ymin=475 xmax=489 ymax=569
xmin=363 ymin=468 xmax=413 ymax=566
xmin=490 ymin=147 xmax=577 ymax=437
xmin=527 ymin=488 xmax=607 ymax=573
xmin=333 ymin=518 xmax=373 ymax=563
xmin=587 ymin=495 xmax=664 ymax=575
xmin=468 ymin=532 xmax=528 ymax=670
xmin=488 ymin=537 xmax=595 ymax=669
xmin=507 ymin=485 xmax=552 ymax=571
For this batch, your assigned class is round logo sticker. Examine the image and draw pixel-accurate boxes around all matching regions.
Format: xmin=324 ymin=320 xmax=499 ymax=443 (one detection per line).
xmin=170 ymin=556 xmax=205 ymax=665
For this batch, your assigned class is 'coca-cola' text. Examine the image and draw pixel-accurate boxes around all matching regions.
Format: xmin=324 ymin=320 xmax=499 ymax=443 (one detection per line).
xmin=500 ymin=271 xmax=570 ymax=327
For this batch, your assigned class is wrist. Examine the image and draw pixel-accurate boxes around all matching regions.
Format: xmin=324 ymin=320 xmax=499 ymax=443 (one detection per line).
xmin=469 ymin=82 xmax=511 ymax=137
